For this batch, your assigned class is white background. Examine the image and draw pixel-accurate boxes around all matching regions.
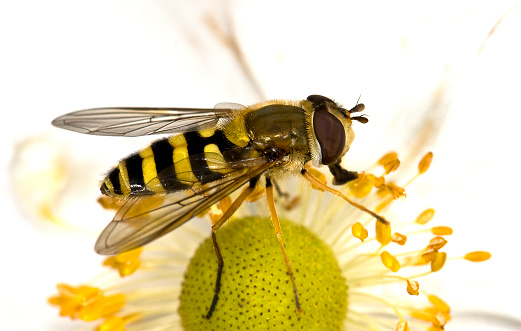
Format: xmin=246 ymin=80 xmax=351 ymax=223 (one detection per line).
xmin=1 ymin=1 xmax=520 ymax=330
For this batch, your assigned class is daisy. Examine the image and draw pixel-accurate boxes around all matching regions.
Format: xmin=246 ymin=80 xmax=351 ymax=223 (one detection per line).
xmin=49 ymin=152 xmax=490 ymax=330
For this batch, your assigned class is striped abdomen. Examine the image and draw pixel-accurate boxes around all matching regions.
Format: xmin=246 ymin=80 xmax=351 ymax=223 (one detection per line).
xmin=101 ymin=129 xmax=235 ymax=197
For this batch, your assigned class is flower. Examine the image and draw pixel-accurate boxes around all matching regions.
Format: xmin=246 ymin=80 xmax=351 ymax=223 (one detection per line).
xmin=49 ymin=152 xmax=490 ymax=330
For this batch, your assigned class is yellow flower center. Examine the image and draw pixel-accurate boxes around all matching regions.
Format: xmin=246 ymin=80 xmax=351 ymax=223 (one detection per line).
xmin=179 ymin=216 xmax=347 ymax=330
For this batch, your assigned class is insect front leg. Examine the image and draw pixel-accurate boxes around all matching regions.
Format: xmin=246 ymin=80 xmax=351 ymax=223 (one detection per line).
xmin=301 ymin=168 xmax=389 ymax=225
xmin=206 ymin=177 xmax=260 ymax=319
xmin=265 ymin=177 xmax=302 ymax=314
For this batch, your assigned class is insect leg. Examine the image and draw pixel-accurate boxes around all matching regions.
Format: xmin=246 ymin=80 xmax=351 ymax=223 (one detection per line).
xmin=206 ymin=177 xmax=259 ymax=319
xmin=272 ymin=179 xmax=290 ymax=199
xmin=301 ymin=169 xmax=389 ymax=226
xmin=265 ymin=177 xmax=302 ymax=313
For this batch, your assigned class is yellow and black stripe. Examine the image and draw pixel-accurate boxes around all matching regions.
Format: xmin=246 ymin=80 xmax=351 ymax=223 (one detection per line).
xmin=101 ymin=129 xmax=236 ymax=197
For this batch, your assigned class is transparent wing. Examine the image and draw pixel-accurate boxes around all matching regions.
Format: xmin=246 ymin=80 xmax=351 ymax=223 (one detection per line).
xmin=94 ymin=160 xmax=274 ymax=255
xmin=214 ymin=102 xmax=245 ymax=110
xmin=52 ymin=106 xmax=238 ymax=137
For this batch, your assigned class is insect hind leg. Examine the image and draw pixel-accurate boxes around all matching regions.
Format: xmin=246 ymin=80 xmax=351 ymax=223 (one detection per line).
xmin=206 ymin=177 xmax=259 ymax=319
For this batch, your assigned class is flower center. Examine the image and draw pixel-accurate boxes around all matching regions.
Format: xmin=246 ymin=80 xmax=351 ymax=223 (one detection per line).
xmin=179 ymin=216 xmax=347 ymax=330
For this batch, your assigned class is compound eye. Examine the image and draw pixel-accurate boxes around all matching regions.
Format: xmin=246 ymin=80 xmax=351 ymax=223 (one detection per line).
xmin=313 ymin=110 xmax=345 ymax=165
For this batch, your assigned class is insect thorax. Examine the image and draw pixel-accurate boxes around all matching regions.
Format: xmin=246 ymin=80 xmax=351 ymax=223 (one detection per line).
xmin=245 ymin=105 xmax=310 ymax=155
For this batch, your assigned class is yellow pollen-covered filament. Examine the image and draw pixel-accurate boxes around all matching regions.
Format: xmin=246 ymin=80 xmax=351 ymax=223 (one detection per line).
xmin=378 ymin=151 xmax=398 ymax=166
xmin=169 ymin=135 xmax=198 ymax=183
xmin=392 ymin=232 xmax=407 ymax=245
xmin=218 ymin=196 xmax=232 ymax=213
xmin=306 ymin=168 xmax=327 ymax=191
xmin=406 ymin=279 xmax=420 ymax=295
xmin=367 ymin=174 xmax=385 ymax=188
xmin=428 ymin=236 xmax=447 ymax=250
xmin=375 ymin=197 xmax=393 ymax=213
xmin=48 ymin=284 xmax=125 ymax=322
xmin=348 ymin=174 xmax=373 ymax=198
xmin=415 ymin=208 xmax=435 ymax=224
xmin=204 ymin=196 xmax=233 ymax=224
xmin=432 ymin=226 xmax=453 ymax=235
xmin=418 ymin=152 xmax=433 ymax=174
xmin=352 ymin=222 xmax=368 ymax=242
xmin=78 ymin=293 xmax=125 ymax=321
xmin=433 ymin=311 xmax=447 ymax=328
xmin=97 ymin=316 xmax=126 ymax=331
xmin=410 ymin=309 xmax=436 ymax=322
xmin=428 ymin=295 xmax=450 ymax=313
xmin=386 ymin=183 xmax=406 ymax=199
xmin=383 ymin=158 xmax=400 ymax=174
xmin=245 ymin=184 xmax=265 ymax=203
xmin=139 ymin=146 xmax=165 ymax=193
xmin=431 ymin=252 xmax=446 ymax=272
xmin=102 ymin=247 xmax=143 ymax=277
xmin=417 ymin=248 xmax=437 ymax=264
xmin=118 ymin=161 xmax=131 ymax=195
xmin=410 ymin=302 xmax=450 ymax=327
xmin=464 ymin=251 xmax=491 ymax=262
xmin=380 ymin=251 xmax=400 ymax=272
xmin=396 ymin=320 xmax=410 ymax=331
xmin=376 ymin=221 xmax=392 ymax=245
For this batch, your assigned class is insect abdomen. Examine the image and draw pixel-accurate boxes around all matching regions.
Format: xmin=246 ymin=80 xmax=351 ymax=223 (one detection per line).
xmin=101 ymin=129 xmax=235 ymax=197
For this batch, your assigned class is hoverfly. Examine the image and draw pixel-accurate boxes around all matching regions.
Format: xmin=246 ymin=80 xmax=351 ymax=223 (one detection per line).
xmin=52 ymin=94 xmax=386 ymax=318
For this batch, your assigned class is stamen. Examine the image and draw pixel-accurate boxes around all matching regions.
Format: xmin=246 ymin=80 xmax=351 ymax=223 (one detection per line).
xmin=396 ymin=320 xmax=410 ymax=331
xmin=376 ymin=221 xmax=392 ymax=245
xmin=97 ymin=196 xmax=125 ymax=211
xmin=306 ymin=168 xmax=327 ymax=191
xmin=352 ymin=222 xmax=368 ymax=242
xmin=431 ymin=252 xmax=447 ymax=272
xmin=415 ymin=248 xmax=437 ymax=264
xmin=432 ymin=226 xmax=453 ymax=235
xmin=383 ymin=159 xmax=400 ymax=174
xmin=415 ymin=208 xmax=435 ymax=225
xmin=378 ymin=152 xmax=398 ymax=166
xmin=245 ymin=185 xmax=265 ymax=202
xmin=375 ymin=198 xmax=393 ymax=212
xmin=218 ymin=196 xmax=232 ymax=213
xmin=102 ymin=248 xmax=142 ymax=277
xmin=48 ymin=284 xmax=125 ymax=322
xmin=96 ymin=316 xmax=125 ymax=331
xmin=206 ymin=196 xmax=233 ymax=224
xmin=406 ymin=280 xmax=420 ymax=295
xmin=381 ymin=251 xmax=401 ymax=272
xmin=418 ymin=152 xmax=433 ymax=174
xmin=428 ymin=295 xmax=450 ymax=313
xmin=433 ymin=311 xmax=448 ymax=328
xmin=392 ymin=233 xmax=407 ymax=245
xmin=403 ymin=152 xmax=434 ymax=187
xmin=428 ymin=237 xmax=447 ymax=250
xmin=348 ymin=173 xmax=373 ymax=198
xmin=464 ymin=251 xmax=492 ymax=262
xmin=367 ymin=174 xmax=385 ymax=188
xmin=78 ymin=294 xmax=125 ymax=321
xmin=385 ymin=183 xmax=406 ymax=199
